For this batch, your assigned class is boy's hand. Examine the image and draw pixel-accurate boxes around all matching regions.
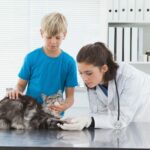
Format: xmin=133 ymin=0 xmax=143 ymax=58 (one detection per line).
xmin=48 ymin=102 xmax=67 ymax=112
xmin=6 ymin=88 xmax=23 ymax=100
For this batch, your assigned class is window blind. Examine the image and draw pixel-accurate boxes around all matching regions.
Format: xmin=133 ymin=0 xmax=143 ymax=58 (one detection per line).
xmin=0 ymin=0 xmax=107 ymax=98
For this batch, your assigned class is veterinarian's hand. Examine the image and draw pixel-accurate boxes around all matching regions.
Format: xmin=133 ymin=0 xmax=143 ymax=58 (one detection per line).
xmin=57 ymin=116 xmax=92 ymax=131
xmin=6 ymin=88 xmax=23 ymax=99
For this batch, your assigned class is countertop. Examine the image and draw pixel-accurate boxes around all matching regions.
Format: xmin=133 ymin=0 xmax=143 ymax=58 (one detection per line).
xmin=0 ymin=122 xmax=150 ymax=150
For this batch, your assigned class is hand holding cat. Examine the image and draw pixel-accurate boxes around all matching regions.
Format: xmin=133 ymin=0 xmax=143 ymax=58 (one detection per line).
xmin=48 ymin=102 xmax=67 ymax=112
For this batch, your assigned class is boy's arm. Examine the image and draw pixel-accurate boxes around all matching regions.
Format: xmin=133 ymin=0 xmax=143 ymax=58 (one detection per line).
xmin=15 ymin=78 xmax=27 ymax=92
xmin=6 ymin=78 xmax=27 ymax=99
xmin=64 ymin=87 xmax=74 ymax=109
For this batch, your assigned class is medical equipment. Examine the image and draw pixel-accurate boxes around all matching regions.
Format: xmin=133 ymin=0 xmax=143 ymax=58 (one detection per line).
xmin=115 ymin=78 xmax=120 ymax=121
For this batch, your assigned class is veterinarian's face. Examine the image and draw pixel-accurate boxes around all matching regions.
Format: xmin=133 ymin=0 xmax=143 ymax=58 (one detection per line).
xmin=78 ymin=63 xmax=108 ymax=88
xmin=41 ymin=31 xmax=66 ymax=51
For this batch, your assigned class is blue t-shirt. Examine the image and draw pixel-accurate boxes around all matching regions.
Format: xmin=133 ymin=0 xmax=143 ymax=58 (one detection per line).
xmin=18 ymin=47 xmax=78 ymax=104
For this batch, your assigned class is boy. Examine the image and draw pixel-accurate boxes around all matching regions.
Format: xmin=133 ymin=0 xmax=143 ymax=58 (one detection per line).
xmin=7 ymin=12 xmax=78 ymax=113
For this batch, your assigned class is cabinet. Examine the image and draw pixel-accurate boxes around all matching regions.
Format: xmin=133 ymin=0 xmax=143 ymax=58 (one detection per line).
xmin=108 ymin=23 xmax=150 ymax=63
xmin=107 ymin=0 xmax=150 ymax=69
xmin=108 ymin=0 xmax=150 ymax=23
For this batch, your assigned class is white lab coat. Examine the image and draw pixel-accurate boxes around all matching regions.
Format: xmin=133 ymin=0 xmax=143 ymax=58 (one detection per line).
xmin=88 ymin=62 xmax=150 ymax=129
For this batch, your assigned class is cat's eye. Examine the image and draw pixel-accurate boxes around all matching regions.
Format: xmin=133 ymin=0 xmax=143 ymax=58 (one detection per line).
xmin=86 ymin=72 xmax=93 ymax=76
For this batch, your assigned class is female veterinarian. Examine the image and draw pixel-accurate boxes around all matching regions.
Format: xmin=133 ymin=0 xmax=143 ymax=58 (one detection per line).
xmin=58 ymin=42 xmax=150 ymax=130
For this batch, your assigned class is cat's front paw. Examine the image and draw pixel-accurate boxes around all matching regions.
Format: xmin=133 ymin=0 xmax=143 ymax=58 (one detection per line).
xmin=47 ymin=118 xmax=64 ymax=129
xmin=0 ymin=119 xmax=10 ymax=129
xmin=11 ymin=123 xmax=25 ymax=130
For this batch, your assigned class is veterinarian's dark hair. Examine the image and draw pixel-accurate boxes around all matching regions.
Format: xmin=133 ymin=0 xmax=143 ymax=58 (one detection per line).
xmin=76 ymin=42 xmax=119 ymax=81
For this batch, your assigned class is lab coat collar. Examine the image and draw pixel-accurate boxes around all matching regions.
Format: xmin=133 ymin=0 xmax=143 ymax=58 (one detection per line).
xmin=95 ymin=79 xmax=116 ymax=105
xmin=95 ymin=85 xmax=108 ymax=105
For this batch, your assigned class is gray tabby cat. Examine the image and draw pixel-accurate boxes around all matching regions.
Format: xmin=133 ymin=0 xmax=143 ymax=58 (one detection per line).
xmin=41 ymin=90 xmax=64 ymax=119
xmin=0 ymin=94 xmax=64 ymax=130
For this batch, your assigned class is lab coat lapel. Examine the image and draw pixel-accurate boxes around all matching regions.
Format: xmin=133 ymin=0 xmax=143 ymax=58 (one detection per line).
xmin=95 ymin=79 xmax=116 ymax=106
xmin=95 ymin=85 xmax=108 ymax=105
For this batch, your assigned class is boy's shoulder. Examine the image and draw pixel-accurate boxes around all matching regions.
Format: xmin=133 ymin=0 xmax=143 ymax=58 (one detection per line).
xmin=26 ymin=47 xmax=42 ymax=58
xmin=61 ymin=50 xmax=75 ymax=62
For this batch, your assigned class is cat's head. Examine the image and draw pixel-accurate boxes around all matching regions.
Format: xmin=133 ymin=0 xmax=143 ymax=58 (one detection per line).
xmin=41 ymin=91 xmax=64 ymax=118
xmin=41 ymin=90 xmax=63 ymax=105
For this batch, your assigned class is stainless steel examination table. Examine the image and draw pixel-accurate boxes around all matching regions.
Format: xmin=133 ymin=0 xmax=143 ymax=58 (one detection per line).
xmin=0 ymin=122 xmax=150 ymax=150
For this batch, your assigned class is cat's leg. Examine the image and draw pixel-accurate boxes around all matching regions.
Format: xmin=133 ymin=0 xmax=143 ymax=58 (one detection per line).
xmin=47 ymin=118 xmax=64 ymax=129
xmin=11 ymin=116 xmax=25 ymax=130
xmin=0 ymin=119 xmax=10 ymax=129
xmin=23 ymin=119 xmax=33 ymax=129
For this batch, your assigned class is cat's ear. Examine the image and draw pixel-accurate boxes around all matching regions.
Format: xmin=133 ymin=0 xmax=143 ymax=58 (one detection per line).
xmin=58 ymin=90 xmax=62 ymax=94
xmin=28 ymin=100 xmax=36 ymax=107
xmin=57 ymin=90 xmax=63 ymax=97
xmin=41 ymin=93 xmax=47 ymax=101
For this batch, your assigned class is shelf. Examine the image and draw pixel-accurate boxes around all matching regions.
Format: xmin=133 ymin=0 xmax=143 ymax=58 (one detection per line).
xmin=108 ymin=22 xmax=150 ymax=27
xmin=130 ymin=63 xmax=150 ymax=75
xmin=129 ymin=62 xmax=150 ymax=64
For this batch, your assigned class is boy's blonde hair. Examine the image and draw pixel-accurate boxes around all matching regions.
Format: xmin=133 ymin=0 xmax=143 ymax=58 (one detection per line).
xmin=41 ymin=12 xmax=67 ymax=36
